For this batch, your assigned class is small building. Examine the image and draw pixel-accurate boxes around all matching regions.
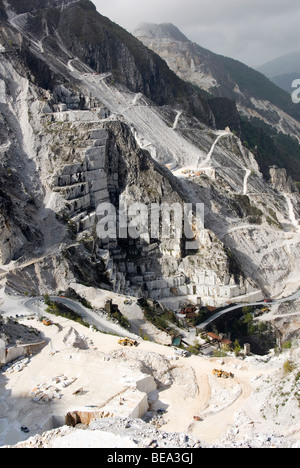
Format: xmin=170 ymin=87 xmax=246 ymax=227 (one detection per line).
xmin=105 ymin=299 xmax=119 ymax=314
xmin=207 ymin=332 xmax=232 ymax=349
xmin=207 ymin=332 xmax=221 ymax=343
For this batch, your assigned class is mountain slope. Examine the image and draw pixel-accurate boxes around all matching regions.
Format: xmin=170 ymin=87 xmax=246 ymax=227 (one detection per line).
xmin=258 ymin=51 xmax=300 ymax=77
xmin=0 ymin=0 xmax=299 ymax=308
xmin=134 ymin=23 xmax=300 ymax=122
xmin=257 ymin=51 xmax=300 ymax=93
xmin=1 ymin=2 xmax=300 ymax=450
xmin=4 ymin=0 xmax=218 ymax=127
xmin=134 ymin=23 xmax=300 ymax=181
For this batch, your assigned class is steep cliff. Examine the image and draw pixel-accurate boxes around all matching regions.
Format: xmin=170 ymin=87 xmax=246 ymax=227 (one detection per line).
xmin=3 ymin=0 xmax=217 ymax=126
xmin=0 ymin=0 xmax=299 ymax=305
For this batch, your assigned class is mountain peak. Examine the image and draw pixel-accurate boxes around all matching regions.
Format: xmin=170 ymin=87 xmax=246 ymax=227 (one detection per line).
xmin=134 ymin=23 xmax=190 ymax=43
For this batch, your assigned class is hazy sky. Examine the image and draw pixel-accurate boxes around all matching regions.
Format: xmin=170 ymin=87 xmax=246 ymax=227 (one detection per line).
xmin=93 ymin=0 xmax=300 ymax=68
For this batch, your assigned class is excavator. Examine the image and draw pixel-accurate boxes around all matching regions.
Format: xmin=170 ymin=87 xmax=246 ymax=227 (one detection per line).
xmin=118 ymin=337 xmax=139 ymax=347
xmin=212 ymin=369 xmax=234 ymax=379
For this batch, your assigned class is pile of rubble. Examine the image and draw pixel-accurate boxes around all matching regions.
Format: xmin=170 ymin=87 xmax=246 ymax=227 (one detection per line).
xmin=63 ymin=327 xmax=95 ymax=350
xmin=30 ymin=374 xmax=77 ymax=404
xmin=10 ymin=417 xmax=204 ymax=449
xmin=2 ymin=356 xmax=30 ymax=374
xmin=89 ymin=417 xmax=202 ymax=448
xmin=9 ymin=413 xmax=300 ymax=448
xmin=218 ymin=410 xmax=300 ymax=448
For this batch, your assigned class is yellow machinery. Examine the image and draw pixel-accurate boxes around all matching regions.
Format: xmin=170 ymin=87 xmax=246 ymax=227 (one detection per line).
xmin=118 ymin=337 xmax=138 ymax=347
xmin=212 ymin=369 xmax=234 ymax=379
xmin=43 ymin=319 xmax=52 ymax=326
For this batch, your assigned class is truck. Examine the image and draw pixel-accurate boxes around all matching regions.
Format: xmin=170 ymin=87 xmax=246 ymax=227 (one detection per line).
xmin=174 ymin=348 xmax=190 ymax=358
xmin=43 ymin=319 xmax=52 ymax=326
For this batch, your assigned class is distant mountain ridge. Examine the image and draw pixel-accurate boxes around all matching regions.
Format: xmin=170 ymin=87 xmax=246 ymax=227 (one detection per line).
xmin=257 ymin=51 xmax=300 ymax=93
xmin=134 ymin=23 xmax=300 ymax=122
xmin=257 ymin=51 xmax=300 ymax=79
xmin=134 ymin=22 xmax=300 ymax=181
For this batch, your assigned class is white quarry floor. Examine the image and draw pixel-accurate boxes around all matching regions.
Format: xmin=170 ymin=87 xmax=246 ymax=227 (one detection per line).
xmin=1 ymin=303 xmax=299 ymax=447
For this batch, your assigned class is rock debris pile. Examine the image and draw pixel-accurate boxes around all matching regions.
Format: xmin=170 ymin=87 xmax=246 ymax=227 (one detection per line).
xmin=30 ymin=375 xmax=78 ymax=404
xmin=11 ymin=417 xmax=203 ymax=449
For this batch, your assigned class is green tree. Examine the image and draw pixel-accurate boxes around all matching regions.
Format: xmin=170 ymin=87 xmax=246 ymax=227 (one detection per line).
xmin=234 ymin=339 xmax=241 ymax=356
